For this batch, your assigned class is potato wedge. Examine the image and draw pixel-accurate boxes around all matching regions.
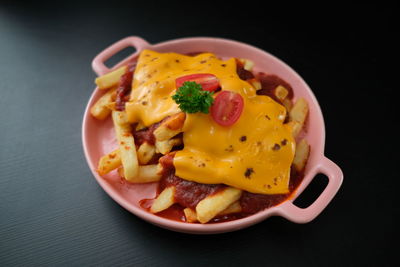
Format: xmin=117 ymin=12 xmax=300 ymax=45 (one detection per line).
xmin=153 ymin=113 xmax=186 ymax=141
xmin=95 ymin=65 xmax=127 ymax=90
xmin=90 ymin=88 xmax=116 ymax=120
xmin=150 ymin=186 xmax=176 ymax=213
xmin=196 ymin=187 xmax=242 ymax=224
xmin=293 ymin=139 xmax=310 ymax=172
xmin=97 ymin=149 xmax=121 ymax=175
xmin=137 ymin=142 xmax=156 ymax=165
xmin=112 ymin=111 xmax=139 ymax=181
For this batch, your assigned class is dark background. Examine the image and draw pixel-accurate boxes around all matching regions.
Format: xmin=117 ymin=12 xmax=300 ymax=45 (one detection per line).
xmin=0 ymin=2 xmax=397 ymax=266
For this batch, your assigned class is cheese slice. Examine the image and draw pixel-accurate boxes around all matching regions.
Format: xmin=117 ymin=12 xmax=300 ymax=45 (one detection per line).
xmin=126 ymin=49 xmax=295 ymax=194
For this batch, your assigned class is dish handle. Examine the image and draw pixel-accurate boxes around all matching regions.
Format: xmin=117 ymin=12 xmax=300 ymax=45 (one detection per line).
xmin=92 ymin=36 xmax=150 ymax=76
xmin=277 ymin=156 xmax=343 ymax=223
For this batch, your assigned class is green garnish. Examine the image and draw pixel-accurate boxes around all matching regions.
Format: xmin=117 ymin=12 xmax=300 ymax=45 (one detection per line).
xmin=172 ymin=81 xmax=214 ymax=114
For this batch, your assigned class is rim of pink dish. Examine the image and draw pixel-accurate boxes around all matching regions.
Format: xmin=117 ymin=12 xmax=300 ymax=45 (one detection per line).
xmin=82 ymin=36 xmax=344 ymax=234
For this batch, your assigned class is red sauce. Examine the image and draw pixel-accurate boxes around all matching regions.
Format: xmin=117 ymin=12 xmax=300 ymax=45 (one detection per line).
xmin=240 ymin=192 xmax=287 ymax=214
xmin=236 ymin=59 xmax=255 ymax=80
xmin=115 ymin=62 xmax=136 ymax=111
xmin=156 ymin=204 xmax=187 ymax=222
xmin=256 ymin=73 xmax=294 ymax=104
xmin=159 ymin=152 xmax=176 ymax=174
xmin=139 ymin=198 xmax=154 ymax=209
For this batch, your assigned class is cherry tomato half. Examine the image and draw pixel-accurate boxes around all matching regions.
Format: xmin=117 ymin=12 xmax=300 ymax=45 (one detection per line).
xmin=211 ymin=91 xmax=244 ymax=126
xmin=176 ymin=73 xmax=220 ymax=92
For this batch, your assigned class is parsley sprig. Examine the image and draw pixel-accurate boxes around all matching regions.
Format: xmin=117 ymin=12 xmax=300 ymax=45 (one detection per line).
xmin=172 ymin=81 xmax=214 ymax=114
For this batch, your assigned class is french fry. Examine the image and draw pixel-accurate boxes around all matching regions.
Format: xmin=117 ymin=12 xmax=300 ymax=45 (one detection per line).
xmin=97 ymin=149 xmax=121 ymax=175
xmin=137 ymin=142 xmax=156 ymax=165
xmin=184 ymin=200 xmax=242 ymax=223
xmin=286 ymin=121 xmax=303 ymax=138
xmin=155 ymin=138 xmax=182 ymax=155
xmin=239 ymin=58 xmax=254 ymax=71
xmin=113 ymin=110 xmax=129 ymax=125
xmin=118 ymin=164 xmax=162 ymax=183
xmin=95 ymin=65 xmax=127 ymax=90
xmin=137 ymin=164 xmax=162 ymax=182
xmin=90 ymin=88 xmax=116 ymax=120
xmin=105 ymin=102 xmax=117 ymax=111
xmin=289 ymin=98 xmax=308 ymax=125
xmin=153 ymin=125 xmax=180 ymax=142
xmin=150 ymin=186 xmax=176 ymax=213
xmin=153 ymin=113 xmax=186 ymax=141
xmin=218 ymin=201 xmax=242 ymax=216
xmin=183 ymin=208 xmax=198 ymax=223
xmin=196 ymin=187 xmax=242 ymax=224
xmin=155 ymin=140 xmax=170 ymax=155
xmin=293 ymin=139 xmax=310 ymax=172
xmin=112 ymin=111 xmax=139 ymax=181
xmin=287 ymin=98 xmax=308 ymax=138
xmin=248 ymin=78 xmax=262 ymax=90
xmin=274 ymin=85 xmax=289 ymax=102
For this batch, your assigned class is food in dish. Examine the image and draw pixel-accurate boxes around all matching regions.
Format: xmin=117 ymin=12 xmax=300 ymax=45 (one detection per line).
xmin=91 ymin=49 xmax=310 ymax=223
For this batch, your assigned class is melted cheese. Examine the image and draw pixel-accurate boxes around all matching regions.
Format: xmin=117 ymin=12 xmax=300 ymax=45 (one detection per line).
xmin=126 ymin=49 xmax=295 ymax=194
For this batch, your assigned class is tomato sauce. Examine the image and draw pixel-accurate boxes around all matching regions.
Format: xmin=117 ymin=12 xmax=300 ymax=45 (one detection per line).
xmin=256 ymin=73 xmax=294 ymax=104
xmin=236 ymin=59 xmax=255 ymax=80
xmin=115 ymin=62 xmax=136 ymax=111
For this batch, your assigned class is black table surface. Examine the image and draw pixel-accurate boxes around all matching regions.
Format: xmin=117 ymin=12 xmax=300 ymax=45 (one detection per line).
xmin=0 ymin=2 xmax=397 ymax=266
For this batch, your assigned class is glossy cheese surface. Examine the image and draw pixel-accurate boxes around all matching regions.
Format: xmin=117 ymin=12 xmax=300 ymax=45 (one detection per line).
xmin=126 ymin=49 xmax=295 ymax=194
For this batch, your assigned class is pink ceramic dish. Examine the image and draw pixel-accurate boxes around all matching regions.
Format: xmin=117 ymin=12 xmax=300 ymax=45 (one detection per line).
xmin=82 ymin=36 xmax=343 ymax=234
